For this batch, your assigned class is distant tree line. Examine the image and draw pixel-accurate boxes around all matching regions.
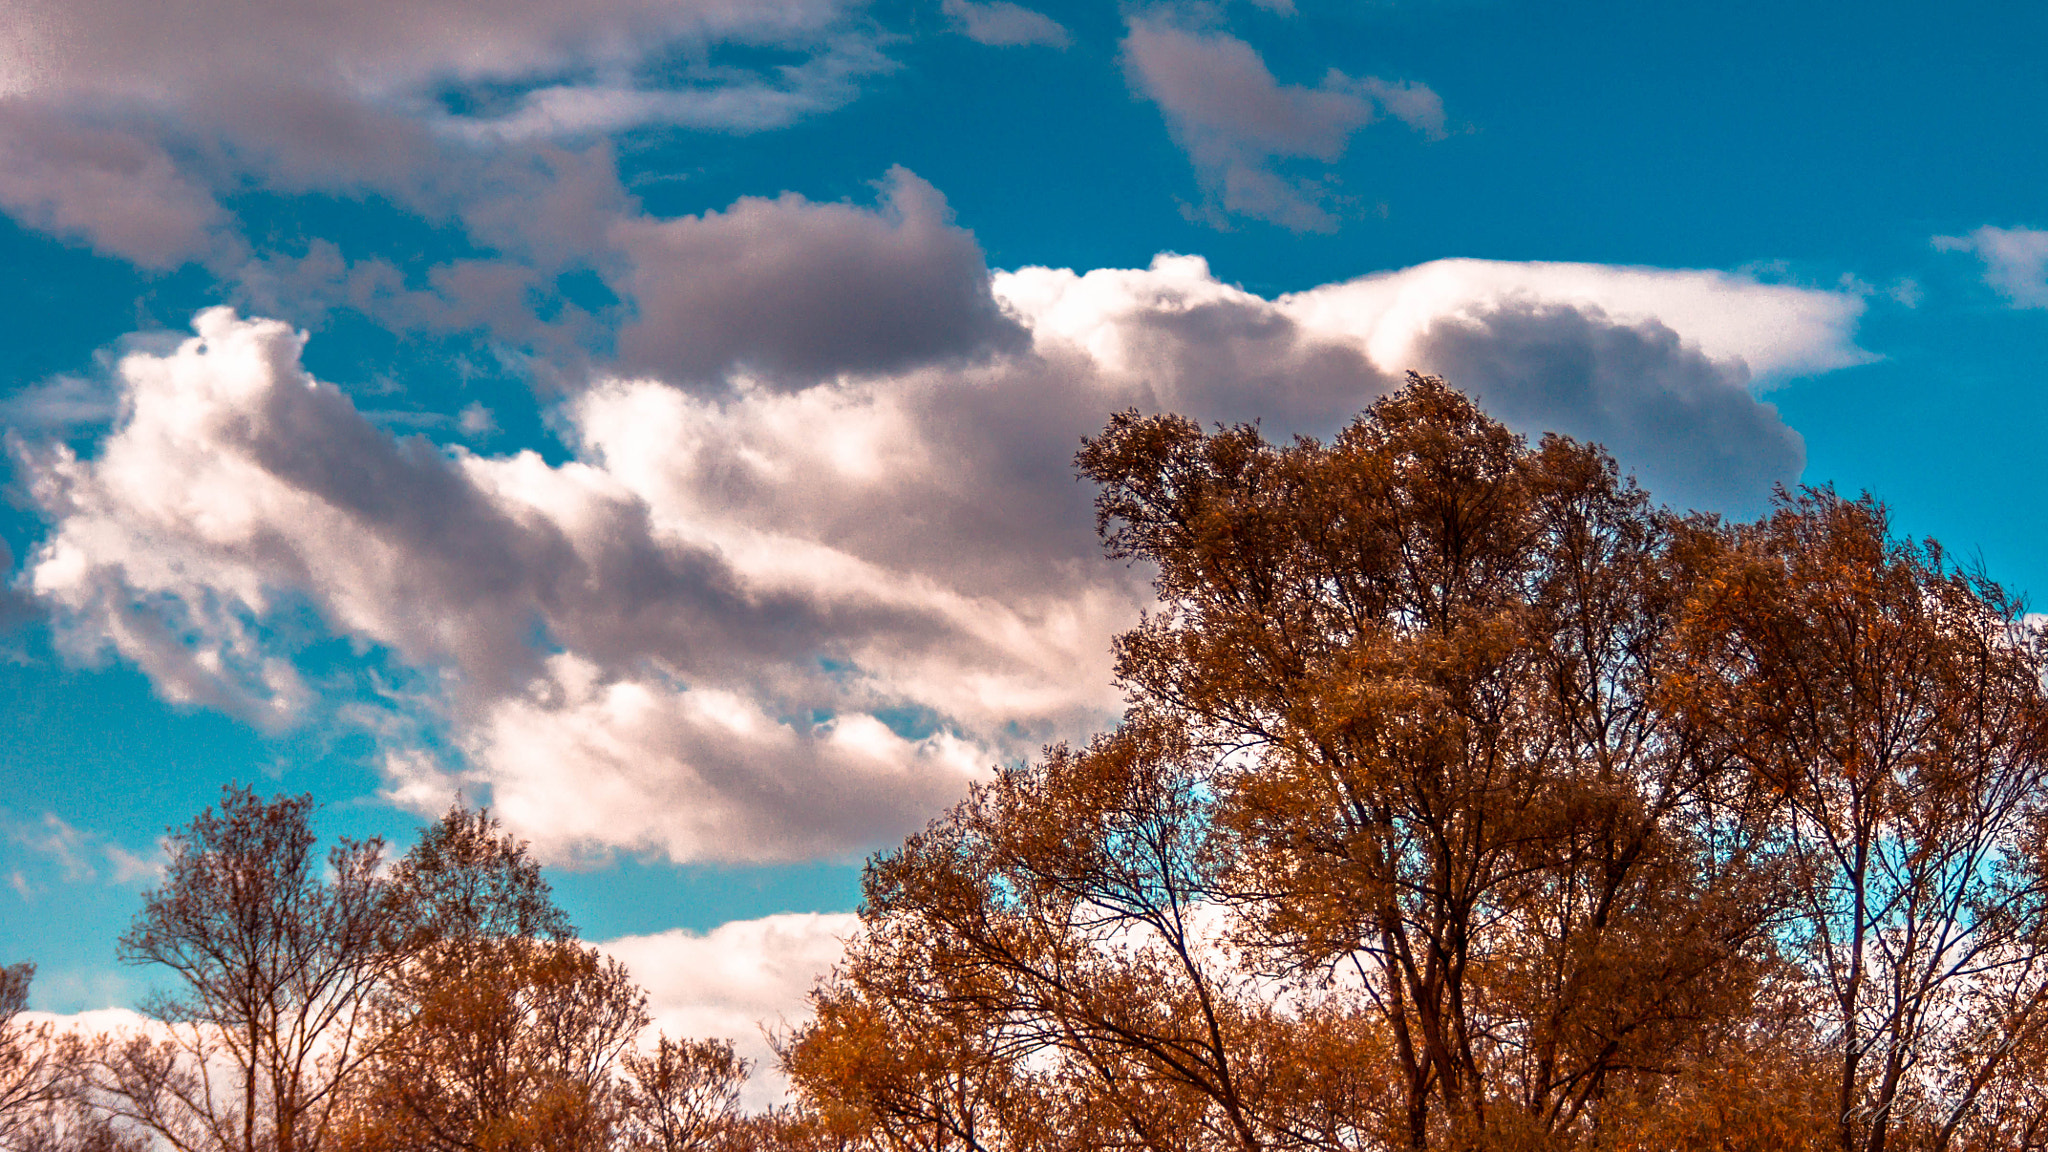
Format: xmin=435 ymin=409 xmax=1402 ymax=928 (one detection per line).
xmin=9 ymin=374 xmax=2048 ymax=1150
xmin=1 ymin=795 xmax=759 ymax=1152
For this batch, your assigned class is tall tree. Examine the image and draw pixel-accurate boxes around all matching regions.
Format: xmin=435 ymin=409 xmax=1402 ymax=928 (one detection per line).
xmin=1076 ymin=375 xmax=1788 ymax=1146
xmin=1671 ymin=491 xmax=2048 ymax=1152
xmin=1 ymin=962 xmax=75 ymax=1151
xmin=82 ymin=788 xmax=388 ymax=1152
xmin=335 ymin=806 xmax=646 ymax=1152
xmin=787 ymin=376 xmax=1875 ymax=1150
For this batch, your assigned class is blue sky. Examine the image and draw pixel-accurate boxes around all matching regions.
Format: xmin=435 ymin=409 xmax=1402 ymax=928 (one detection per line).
xmin=2 ymin=0 xmax=2045 ymax=1041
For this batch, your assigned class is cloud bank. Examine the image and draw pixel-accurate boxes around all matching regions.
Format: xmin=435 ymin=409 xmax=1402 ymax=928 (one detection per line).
xmin=20 ymin=238 xmax=1863 ymax=865
xmin=602 ymin=912 xmax=858 ymax=1107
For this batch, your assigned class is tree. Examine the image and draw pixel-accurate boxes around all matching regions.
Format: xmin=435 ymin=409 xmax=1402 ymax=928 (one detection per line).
xmin=0 ymin=962 xmax=79 ymax=1151
xmin=334 ymin=806 xmax=647 ymax=1152
xmin=336 ymin=938 xmax=646 ymax=1152
xmin=617 ymin=1035 xmax=750 ymax=1152
xmin=82 ymin=787 xmax=388 ymax=1152
xmin=1080 ymin=375 xmax=1787 ymax=1145
xmin=1670 ymin=491 xmax=2048 ymax=1152
xmin=787 ymin=717 xmax=1367 ymax=1152
xmin=786 ymin=375 xmax=2048 ymax=1150
xmin=378 ymin=805 xmax=573 ymax=950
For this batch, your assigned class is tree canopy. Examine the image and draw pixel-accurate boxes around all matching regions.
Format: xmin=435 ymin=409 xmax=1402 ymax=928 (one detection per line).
xmin=782 ymin=375 xmax=2048 ymax=1152
xmin=10 ymin=375 xmax=2048 ymax=1152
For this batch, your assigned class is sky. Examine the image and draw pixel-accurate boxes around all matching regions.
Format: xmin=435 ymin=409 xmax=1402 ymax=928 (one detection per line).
xmin=2 ymin=0 xmax=2045 ymax=1082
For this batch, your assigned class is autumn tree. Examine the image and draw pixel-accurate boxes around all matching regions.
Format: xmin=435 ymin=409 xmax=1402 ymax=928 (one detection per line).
xmin=1098 ymin=375 xmax=1793 ymax=1145
xmin=1671 ymin=491 xmax=2048 ymax=1152
xmin=0 ymin=962 xmax=92 ymax=1152
xmin=787 ymin=718 xmax=1292 ymax=1152
xmin=79 ymin=787 xmax=389 ymax=1152
xmin=33 ymin=793 xmax=762 ymax=1152
xmin=788 ymin=376 xmax=1982 ymax=1150
xmin=333 ymin=806 xmax=648 ymax=1152
xmin=617 ymin=1036 xmax=751 ymax=1152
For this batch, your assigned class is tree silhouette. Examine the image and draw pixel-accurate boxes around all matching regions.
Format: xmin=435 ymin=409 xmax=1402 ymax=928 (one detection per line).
xmin=80 ymin=788 xmax=388 ymax=1152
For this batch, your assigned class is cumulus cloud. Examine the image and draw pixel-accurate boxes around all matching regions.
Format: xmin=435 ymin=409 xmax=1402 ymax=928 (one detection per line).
xmin=1122 ymin=16 xmax=1444 ymax=230
xmin=1412 ymin=302 xmax=1801 ymax=514
xmin=602 ymin=912 xmax=858 ymax=1106
xmin=461 ymin=657 xmax=988 ymax=864
xmin=24 ymin=308 xmax=1131 ymax=860
xmin=942 ymin=0 xmax=1072 ymax=48
xmin=20 ymin=255 xmax=1864 ymax=865
xmin=1278 ymin=257 xmax=1870 ymax=383
xmin=1935 ymin=226 xmax=2048 ymax=309
xmin=1266 ymin=256 xmax=1868 ymax=512
xmin=996 ymin=254 xmax=1390 ymax=427
xmin=611 ymin=168 xmax=1027 ymax=388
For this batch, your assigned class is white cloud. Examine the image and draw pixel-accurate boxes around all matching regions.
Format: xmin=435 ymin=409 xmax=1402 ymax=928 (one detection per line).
xmin=1277 ymin=257 xmax=1870 ymax=386
xmin=20 ymin=252 xmax=1865 ymax=865
xmin=1122 ymin=16 xmax=1444 ymax=230
xmin=24 ymin=308 xmax=1133 ymax=862
xmin=455 ymin=656 xmax=989 ymax=864
xmin=601 ymin=912 xmax=858 ymax=1107
xmin=942 ymin=0 xmax=1071 ymax=48
xmin=0 ymin=811 xmax=163 ymax=892
xmin=1001 ymin=253 xmax=1859 ymax=514
xmin=1934 ymin=226 xmax=2048 ymax=309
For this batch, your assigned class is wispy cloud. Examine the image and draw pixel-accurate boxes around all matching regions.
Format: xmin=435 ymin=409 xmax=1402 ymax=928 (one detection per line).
xmin=1122 ymin=14 xmax=1444 ymax=231
xmin=942 ymin=0 xmax=1071 ymax=48
xmin=1935 ymin=225 xmax=2048 ymax=308
xmin=0 ymin=811 xmax=164 ymax=895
